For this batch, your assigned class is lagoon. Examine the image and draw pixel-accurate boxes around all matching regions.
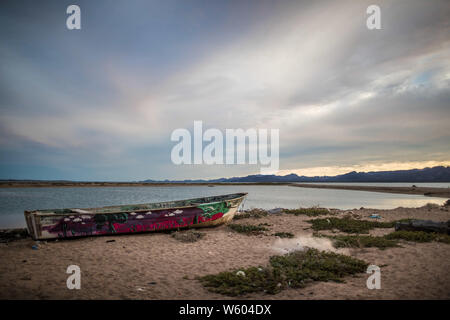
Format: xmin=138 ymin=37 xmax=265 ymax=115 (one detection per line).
xmin=0 ymin=184 xmax=446 ymax=228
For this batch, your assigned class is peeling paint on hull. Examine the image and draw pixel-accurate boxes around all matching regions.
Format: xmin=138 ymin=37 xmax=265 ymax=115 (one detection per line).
xmin=24 ymin=193 xmax=247 ymax=240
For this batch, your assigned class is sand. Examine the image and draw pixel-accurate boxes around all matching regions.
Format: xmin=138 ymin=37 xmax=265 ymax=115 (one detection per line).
xmin=0 ymin=204 xmax=449 ymax=300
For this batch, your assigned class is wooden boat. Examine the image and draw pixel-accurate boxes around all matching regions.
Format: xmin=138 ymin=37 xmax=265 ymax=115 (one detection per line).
xmin=24 ymin=193 xmax=247 ymax=240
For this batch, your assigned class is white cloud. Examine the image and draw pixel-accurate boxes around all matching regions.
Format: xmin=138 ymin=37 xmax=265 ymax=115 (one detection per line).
xmin=278 ymin=161 xmax=450 ymax=177
xmin=0 ymin=0 xmax=449 ymax=179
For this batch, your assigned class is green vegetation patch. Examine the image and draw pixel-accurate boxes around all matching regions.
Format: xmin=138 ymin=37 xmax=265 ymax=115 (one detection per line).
xmin=284 ymin=207 xmax=331 ymax=217
xmin=307 ymin=217 xmax=395 ymax=234
xmin=0 ymin=228 xmax=29 ymax=243
xmin=198 ymin=248 xmax=368 ymax=296
xmin=171 ymin=230 xmax=205 ymax=243
xmin=269 ymin=249 xmax=368 ymax=285
xmin=228 ymin=223 xmax=269 ymax=235
xmin=273 ymin=232 xmax=294 ymax=238
xmin=385 ymin=231 xmax=450 ymax=244
xmin=234 ymin=208 xmax=268 ymax=220
xmin=198 ymin=266 xmax=281 ymax=296
xmin=258 ymin=223 xmax=271 ymax=227
xmin=325 ymin=230 xmax=450 ymax=249
xmin=329 ymin=235 xmax=399 ymax=249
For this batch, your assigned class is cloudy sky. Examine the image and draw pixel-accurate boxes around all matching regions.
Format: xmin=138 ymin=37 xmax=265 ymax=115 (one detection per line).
xmin=0 ymin=0 xmax=449 ymax=181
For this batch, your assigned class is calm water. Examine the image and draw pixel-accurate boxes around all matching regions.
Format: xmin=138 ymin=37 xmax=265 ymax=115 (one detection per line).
xmin=0 ymin=184 xmax=446 ymax=228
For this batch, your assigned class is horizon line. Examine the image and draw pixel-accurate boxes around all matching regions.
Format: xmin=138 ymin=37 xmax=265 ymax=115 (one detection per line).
xmin=1 ymin=165 xmax=449 ymax=183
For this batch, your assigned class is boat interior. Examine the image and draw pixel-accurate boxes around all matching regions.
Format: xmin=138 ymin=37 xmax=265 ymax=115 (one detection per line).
xmin=28 ymin=192 xmax=248 ymax=215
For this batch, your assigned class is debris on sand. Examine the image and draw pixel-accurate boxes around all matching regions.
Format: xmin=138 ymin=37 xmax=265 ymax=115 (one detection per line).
xmin=171 ymin=230 xmax=205 ymax=243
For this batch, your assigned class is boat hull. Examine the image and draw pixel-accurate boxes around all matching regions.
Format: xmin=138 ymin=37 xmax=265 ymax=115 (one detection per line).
xmin=24 ymin=193 xmax=247 ymax=240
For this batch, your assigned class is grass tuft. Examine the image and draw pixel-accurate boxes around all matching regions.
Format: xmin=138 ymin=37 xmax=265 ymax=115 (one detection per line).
xmin=325 ymin=230 xmax=450 ymax=249
xmin=329 ymin=235 xmax=399 ymax=249
xmin=199 ymin=266 xmax=281 ymax=296
xmin=171 ymin=230 xmax=205 ymax=243
xmin=198 ymin=248 xmax=368 ymax=296
xmin=269 ymin=249 xmax=368 ymax=285
xmin=423 ymin=203 xmax=440 ymax=210
xmin=273 ymin=232 xmax=294 ymax=238
xmin=0 ymin=228 xmax=29 ymax=243
xmin=284 ymin=207 xmax=331 ymax=217
xmin=234 ymin=209 xmax=268 ymax=220
xmin=307 ymin=217 xmax=395 ymax=234
xmin=228 ymin=223 xmax=269 ymax=235
xmin=385 ymin=230 xmax=450 ymax=244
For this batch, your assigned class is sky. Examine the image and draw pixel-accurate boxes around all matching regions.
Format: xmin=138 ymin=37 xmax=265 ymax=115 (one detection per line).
xmin=0 ymin=0 xmax=449 ymax=181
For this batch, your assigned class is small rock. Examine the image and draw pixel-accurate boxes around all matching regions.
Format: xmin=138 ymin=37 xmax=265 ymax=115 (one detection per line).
xmin=106 ymin=240 xmax=115 ymax=243
xmin=236 ymin=271 xmax=246 ymax=277
xmin=268 ymin=208 xmax=283 ymax=214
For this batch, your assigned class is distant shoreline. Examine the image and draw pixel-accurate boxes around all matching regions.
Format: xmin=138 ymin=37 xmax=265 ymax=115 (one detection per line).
xmin=0 ymin=181 xmax=449 ymax=198
xmin=292 ymin=184 xmax=450 ymax=199
xmin=0 ymin=181 xmax=291 ymax=188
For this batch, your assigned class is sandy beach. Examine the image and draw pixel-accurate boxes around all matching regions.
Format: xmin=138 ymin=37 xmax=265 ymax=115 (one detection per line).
xmin=0 ymin=203 xmax=449 ymax=300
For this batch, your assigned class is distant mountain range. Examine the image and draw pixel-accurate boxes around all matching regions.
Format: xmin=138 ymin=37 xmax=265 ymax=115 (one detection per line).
xmin=141 ymin=166 xmax=450 ymax=183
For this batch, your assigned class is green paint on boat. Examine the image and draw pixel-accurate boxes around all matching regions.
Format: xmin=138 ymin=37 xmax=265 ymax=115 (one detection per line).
xmin=198 ymin=201 xmax=230 ymax=219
